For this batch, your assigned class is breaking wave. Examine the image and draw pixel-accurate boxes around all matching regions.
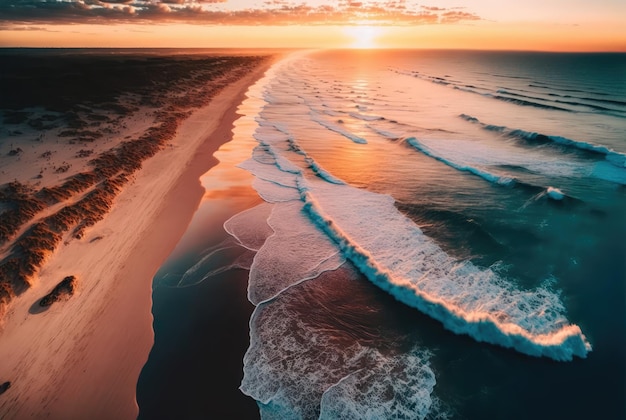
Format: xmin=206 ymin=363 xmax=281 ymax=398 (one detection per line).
xmin=229 ymin=115 xmax=592 ymax=362
xmin=310 ymin=112 xmax=368 ymax=144
xmin=392 ymin=67 xmax=626 ymax=117
xmin=404 ymin=137 xmax=516 ymax=186
xmin=459 ymin=113 xmax=626 ymax=170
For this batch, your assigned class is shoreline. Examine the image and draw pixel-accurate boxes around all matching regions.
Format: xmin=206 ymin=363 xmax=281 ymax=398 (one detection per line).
xmin=0 ymin=54 xmax=275 ymax=419
xmin=135 ymin=58 xmax=281 ymax=418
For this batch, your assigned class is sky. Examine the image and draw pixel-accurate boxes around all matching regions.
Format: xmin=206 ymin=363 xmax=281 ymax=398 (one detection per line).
xmin=0 ymin=0 xmax=625 ymax=51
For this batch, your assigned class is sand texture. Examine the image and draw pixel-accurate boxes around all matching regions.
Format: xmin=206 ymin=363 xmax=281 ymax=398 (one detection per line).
xmin=0 ymin=51 xmax=273 ymax=419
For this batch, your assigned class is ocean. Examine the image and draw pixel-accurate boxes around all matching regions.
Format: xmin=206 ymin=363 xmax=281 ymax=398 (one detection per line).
xmin=138 ymin=50 xmax=626 ymax=419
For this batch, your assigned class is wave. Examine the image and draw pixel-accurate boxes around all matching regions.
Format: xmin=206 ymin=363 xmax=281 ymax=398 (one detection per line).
xmin=176 ymin=243 xmax=254 ymax=287
xmin=529 ymin=83 xmax=614 ymax=98
xmin=299 ymin=183 xmax=591 ymax=361
xmin=237 ymin=118 xmax=591 ymax=361
xmin=305 ymin=157 xmax=345 ymax=185
xmin=395 ymin=204 xmax=510 ymax=269
xmin=404 ymin=137 xmax=516 ymax=186
xmin=240 ymin=278 xmax=438 ymax=419
xmin=459 ymin=114 xmax=626 ymax=170
xmin=239 ymin=154 xmax=299 ymax=190
xmin=567 ymin=96 xmax=626 ymax=107
xmin=393 ymin=68 xmax=574 ymax=113
xmin=233 ymin=131 xmax=349 ymax=304
xmin=394 ymin=68 xmax=626 ymax=117
xmin=487 ymin=94 xmax=572 ymax=112
xmin=545 ymin=186 xmax=565 ymax=201
xmin=224 ymin=203 xmax=275 ymax=252
xmin=369 ymin=126 xmax=573 ymax=200
xmin=244 ymin=201 xmax=345 ymax=305
xmin=310 ymin=112 xmax=368 ymax=144
xmin=492 ymin=73 xmax=532 ymax=81
xmin=319 ymin=348 xmax=436 ymax=419
xmin=366 ymin=124 xmax=402 ymax=140
xmin=496 ymin=89 xmax=624 ymax=114
xmin=258 ymin=119 xmax=347 ymax=186
xmin=348 ymin=111 xmax=384 ymax=121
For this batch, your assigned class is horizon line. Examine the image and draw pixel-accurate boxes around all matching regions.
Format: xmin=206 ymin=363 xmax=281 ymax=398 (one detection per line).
xmin=1 ymin=46 xmax=625 ymax=54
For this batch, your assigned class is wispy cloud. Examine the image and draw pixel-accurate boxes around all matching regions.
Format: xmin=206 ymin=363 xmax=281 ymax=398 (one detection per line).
xmin=1 ymin=24 xmax=59 ymax=31
xmin=0 ymin=0 xmax=481 ymax=25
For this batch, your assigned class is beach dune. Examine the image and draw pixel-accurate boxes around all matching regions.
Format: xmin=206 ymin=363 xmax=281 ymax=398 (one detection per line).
xmin=0 ymin=51 xmax=272 ymax=419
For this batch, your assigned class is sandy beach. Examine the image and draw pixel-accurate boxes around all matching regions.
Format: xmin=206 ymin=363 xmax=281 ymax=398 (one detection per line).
xmin=0 ymin=51 xmax=274 ymax=419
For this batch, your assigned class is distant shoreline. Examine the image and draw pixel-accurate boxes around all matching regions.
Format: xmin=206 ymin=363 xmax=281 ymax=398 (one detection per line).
xmin=0 ymin=51 xmax=275 ymax=419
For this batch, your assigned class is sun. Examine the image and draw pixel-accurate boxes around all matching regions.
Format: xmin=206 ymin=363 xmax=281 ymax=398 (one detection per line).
xmin=344 ymin=26 xmax=383 ymax=49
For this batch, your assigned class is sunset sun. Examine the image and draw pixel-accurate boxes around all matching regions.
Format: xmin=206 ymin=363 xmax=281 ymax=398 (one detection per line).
xmin=344 ymin=25 xmax=383 ymax=49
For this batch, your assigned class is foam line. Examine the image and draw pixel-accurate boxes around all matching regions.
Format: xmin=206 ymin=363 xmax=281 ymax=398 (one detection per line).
xmin=305 ymin=157 xmax=345 ymax=185
xmin=259 ymin=120 xmax=347 ymax=186
xmin=319 ymin=348 xmax=436 ymax=419
xmin=235 ymin=72 xmax=592 ymax=362
xmin=459 ymin=113 xmax=626 ymax=169
xmin=367 ymin=124 xmax=401 ymax=140
xmin=348 ymin=112 xmax=384 ymax=122
xmin=311 ymin=112 xmax=368 ymax=144
xmin=496 ymin=89 xmax=622 ymax=113
xmin=298 ymin=185 xmax=591 ymax=361
xmin=224 ymin=203 xmax=275 ymax=252
xmin=393 ymin=68 xmax=572 ymax=112
xmin=405 ymin=137 xmax=516 ymax=186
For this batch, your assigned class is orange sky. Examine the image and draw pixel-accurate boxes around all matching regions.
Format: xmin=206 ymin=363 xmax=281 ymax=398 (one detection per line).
xmin=0 ymin=0 xmax=625 ymax=51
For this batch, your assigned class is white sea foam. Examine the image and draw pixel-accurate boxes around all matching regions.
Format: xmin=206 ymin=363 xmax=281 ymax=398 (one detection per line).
xmin=234 ymin=119 xmax=591 ymax=361
xmin=305 ymin=157 xmax=345 ymax=185
xmin=319 ymin=349 xmax=436 ymax=420
xmin=366 ymin=124 xmax=402 ymax=140
xmin=368 ymin=120 xmax=585 ymax=189
xmin=251 ymin=177 xmax=300 ymax=203
xmin=460 ymin=113 xmax=626 ymax=172
xmin=298 ymin=180 xmax=591 ymax=361
xmin=546 ymin=187 xmax=565 ymax=201
xmin=224 ymin=203 xmax=275 ymax=252
xmin=175 ymin=241 xmax=254 ymax=287
xmin=405 ymin=137 xmax=516 ymax=186
xmin=240 ymin=292 xmax=437 ymax=419
xmin=401 ymin=134 xmax=596 ymax=187
xmin=348 ymin=111 xmax=384 ymax=121
xmin=310 ymin=112 xmax=368 ymax=144
xmin=240 ymin=154 xmax=299 ymax=191
xmin=245 ymin=201 xmax=345 ymax=305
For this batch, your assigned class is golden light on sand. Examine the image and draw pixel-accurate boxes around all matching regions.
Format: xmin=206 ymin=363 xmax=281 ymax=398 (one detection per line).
xmin=343 ymin=26 xmax=383 ymax=49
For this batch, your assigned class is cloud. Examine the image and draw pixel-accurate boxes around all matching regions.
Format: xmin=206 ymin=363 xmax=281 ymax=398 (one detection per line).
xmin=421 ymin=6 xmax=446 ymax=12
xmin=99 ymin=0 xmax=134 ymax=4
xmin=0 ymin=0 xmax=481 ymax=26
xmin=1 ymin=24 xmax=58 ymax=31
xmin=440 ymin=10 xmax=481 ymax=23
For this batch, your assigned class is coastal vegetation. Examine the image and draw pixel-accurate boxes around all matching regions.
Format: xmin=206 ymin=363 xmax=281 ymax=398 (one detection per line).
xmin=0 ymin=53 xmax=269 ymax=320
